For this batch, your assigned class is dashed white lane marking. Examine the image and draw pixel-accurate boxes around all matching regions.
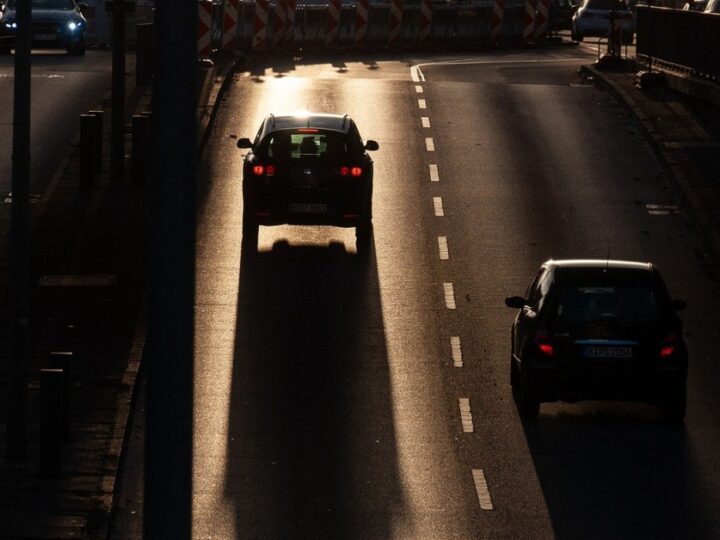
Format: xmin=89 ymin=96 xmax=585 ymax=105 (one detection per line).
xmin=472 ymin=469 xmax=494 ymax=510
xmin=429 ymin=164 xmax=439 ymax=182
xmin=443 ymin=282 xmax=456 ymax=310
xmin=415 ymin=85 xmax=424 ymax=93
xmin=459 ymin=398 xmax=474 ymax=432
xmin=438 ymin=236 xmax=449 ymax=260
xmin=450 ymin=336 xmax=463 ymax=367
xmin=425 ymin=138 xmax=435 ymax=152
xmin=433 ymin=196 xmax=444 ymax=217
xmin=421 ymin=116 xmax=431 ymax=128
xmin=418 ymin=98 xmax=427 ymax=109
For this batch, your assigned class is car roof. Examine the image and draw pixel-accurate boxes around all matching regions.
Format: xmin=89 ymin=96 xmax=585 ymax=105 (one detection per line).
xmin=543 ymin=259 xmax=653 ymax=271
xmin=263 ymin=113 xmax=353 ymax=133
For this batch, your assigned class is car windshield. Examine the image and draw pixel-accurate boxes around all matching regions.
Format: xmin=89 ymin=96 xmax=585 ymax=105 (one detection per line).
xmin=259 ymin=129 xmax=354 ymax=164
xmin=7 ymin=0 xmax=74 ymax=9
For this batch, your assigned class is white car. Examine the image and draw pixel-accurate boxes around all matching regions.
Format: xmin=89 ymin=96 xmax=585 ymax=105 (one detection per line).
xmin=571 ymin=0 xmax=635 ymax=43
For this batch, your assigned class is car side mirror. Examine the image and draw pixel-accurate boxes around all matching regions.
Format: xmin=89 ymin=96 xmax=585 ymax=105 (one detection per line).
xmin=365 ymin=140 xmax=379 ymax=151
xmin=505 ymin=296 xmax=526 ymax=309
xmin=671 ymin=299 xmax=687 ymax=311
xmin=237 ymin=138 xmax=253 ymax=149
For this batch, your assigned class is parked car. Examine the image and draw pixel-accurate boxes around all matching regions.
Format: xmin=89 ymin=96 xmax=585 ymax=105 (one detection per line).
xmin=0 ymin=0 xmax=87 ymax=55
xmin=571 ymin=0 xmax=635 ymax=43
xmin=505 ymin=259 xmax=688 ymax=420
xmin=237 ymin=113 xmax=379 ymax=256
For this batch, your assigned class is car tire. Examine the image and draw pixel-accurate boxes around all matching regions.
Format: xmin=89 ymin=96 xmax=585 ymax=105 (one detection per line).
xmin=356 ymin=219 xmax=373 ymax=257
xmin=660 ymin=385 xmax=686 ymax=423
xmin=517 ymin=365 xmax=540 ymax=419
xmin=242 ymin=211 xmax=259 ymax=255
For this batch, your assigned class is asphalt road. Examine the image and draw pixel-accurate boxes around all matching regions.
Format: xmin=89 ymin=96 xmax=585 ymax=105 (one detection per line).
xmin=114 ymin=46 xmax=720 ymax=539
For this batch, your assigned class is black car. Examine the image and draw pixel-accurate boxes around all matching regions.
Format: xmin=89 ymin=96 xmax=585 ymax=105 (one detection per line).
xmin=0 ymin=0 xmax=87 ymax=55
xmin=237 ymin=113 xmax=379 ymax=255
xmin=505 ymin=259 xmax=688 ymax=420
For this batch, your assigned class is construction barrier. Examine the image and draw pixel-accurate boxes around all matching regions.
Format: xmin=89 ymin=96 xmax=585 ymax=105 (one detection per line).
xmin=285 ymin=0 xmax=296 ymax=46
xmin=252 ymin=0 xmax=269 ymax=51
xmin=534 ymin=0 xmax=549 ymax=41
xmin=522 ymin=0 xmax=536 ymax=44
xmin=354 ymin=0 xmax=369 ymax=46
xmin=273 ymin=0 xmax=288 ymax=48
xmin=327 ymin=0 xmax=342 ymax=46
xmin=198 ymin=0 xmax=213 ymax=56
xmin=490 ymin=0 xmax=505 ymax=43
xmin=388 ymin=0 xmax=403 ymax=46
xmin=419 ymin=0 xmax=432 ymax=44
xmin=223 ymin=0 xmax=240 ymax=50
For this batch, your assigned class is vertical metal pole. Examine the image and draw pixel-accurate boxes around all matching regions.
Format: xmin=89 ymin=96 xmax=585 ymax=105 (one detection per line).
xmin=7 ymin=0 xmax=32 ymax=461
xmin=111 ymin=0 xmax=126 ymax=181
xmin=145 ymin=0 xmax=195 ymax=537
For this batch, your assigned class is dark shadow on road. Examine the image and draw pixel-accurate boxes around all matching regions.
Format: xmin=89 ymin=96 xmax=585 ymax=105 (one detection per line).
xmin=224 ymin=239 xmax=404 ymax=538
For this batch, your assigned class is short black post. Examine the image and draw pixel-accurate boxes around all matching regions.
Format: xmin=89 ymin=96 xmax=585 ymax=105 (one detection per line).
xmin=88 ymin=109 xmax=104 ymax=172
xmin=40 ymin=369 xmax=64 ymax=477
xmin=136 ymin=22 xmax=154 ymax=87
xmin=80 ymin=113 xmax=95 ymax=189
xmin=132 ymin=114 xmax=150 ymax=187
xmin=48 ymin=352 xmax=73 ymax=440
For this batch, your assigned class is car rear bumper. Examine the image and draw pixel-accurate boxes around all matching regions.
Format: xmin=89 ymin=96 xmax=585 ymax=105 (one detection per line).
xmin=575 ymin=18 xmax=634 ymax=36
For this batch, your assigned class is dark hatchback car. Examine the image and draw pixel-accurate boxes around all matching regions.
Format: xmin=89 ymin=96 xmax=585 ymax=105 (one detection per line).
xmin=237 ymin=113 xmax=379 ymax=255
xmin=0 ymin=0 xmax=87 ymax=55
xmin=505 ymin=260 xmax=688 ymax=420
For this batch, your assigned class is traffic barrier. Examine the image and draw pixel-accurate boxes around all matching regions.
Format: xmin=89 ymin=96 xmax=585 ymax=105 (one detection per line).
xmin=40 ymin=369 xmax=64 ymax=477
xmin=223 ymin=0 xmax=240 ymax=50
xmin=253 ymin=0 xmax=269 ymax=51
xmin=419 ymin=0 xmax=432 ymax=44
xmin=534 ymin=0 xmax=548 ymax=41
xmin=273 ymin=0 xmax=288 ymax=48
xmin=522 ymin=0 xmax=536 ymax=44
xmin=285 ymin=0 xmax=296 ymax=47
xmin=354 ymin=0 xmax=369 ymax=45
xmin=327 ymin=0 xmax=342 ymax=46
xmin=490 ymin=0 xmax=505 ymax=43
xmin=388 ymin=0 xmax=403 ymax=47
xmin=198 ymin=0 xmax=213 ymax=56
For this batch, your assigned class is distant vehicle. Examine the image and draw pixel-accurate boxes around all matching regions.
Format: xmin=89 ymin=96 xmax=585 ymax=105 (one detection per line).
xmin=505 ymin=259 xmax=688 ymax=420
xmin=681 ymin=0 xmax=708 ymax=10
xmin=0 ymin=0 xmax=87 ymax=55
xmin=237 ymin=113 xmax=379 ymax=255
xmin=571 ymin=0 xmax=635 ymax=43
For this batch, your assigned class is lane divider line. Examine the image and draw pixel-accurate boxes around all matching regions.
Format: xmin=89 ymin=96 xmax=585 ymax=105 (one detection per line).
xmin=429 ymin=164 xmax=439 ymax=182
xmin=422 ymin=116 xmax=431 ymax=128
xmin=450 ymin=336 xmax=463 ymax=367
xmin=433 ymin=196 xmax=444 ymax=216
xmin=425 ymin=138 xmax=435 ymax=152
xmin=438 ymin=236 xmax=449 ymax=260
xmin=472 ymin=469 xmax=494 ymax=510
xmin=418 ymin=98 xmax=427 ymax=109
xmin=443 ymin=282 xmax=456 ymax=310
xmin=459 ymin=398 xmax=474 ymax=432
xmin=415 ymin=85 xmax=424 ymax=93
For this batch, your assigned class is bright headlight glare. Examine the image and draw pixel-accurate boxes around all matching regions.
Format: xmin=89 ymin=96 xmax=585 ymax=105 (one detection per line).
xmin=68 ymin=21 xmax=78 ymax=30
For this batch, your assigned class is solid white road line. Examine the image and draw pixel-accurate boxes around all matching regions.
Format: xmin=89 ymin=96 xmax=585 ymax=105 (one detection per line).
xmin=421 ymin=116 xmax=431 ymax=128
xmin=459 ymin=398 xmax=474 ymax=433
xmin=429 ymin=164 xmax=439 ymax=182
xmin=443 ymin=282 xmax=456 ymax=310
xmin=425 ymin=138 xmax=435 ymax=152
xmin=433 ymin=197 xmax=444 ymax=217
xmin=415 ymin=85 xmax=424 ymax=93
xmin=472 ymin=469 xmax=494 ymax=510
xmin=438 ymin=236 xmax=449 ymax=260
xmin=450 ymin=336 xmax=463 ymax=367
xmin=418 ymin=99 xmax=427 ymax=109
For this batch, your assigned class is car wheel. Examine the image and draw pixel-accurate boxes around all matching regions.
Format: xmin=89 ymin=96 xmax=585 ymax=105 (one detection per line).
xmin=660 ymin=385 xmax=686 ymax=423
xmin=516 ymin=365 xmax=540 ymax=419
xmin=356 ymin=220 xmax=373 ymax=257
xmin=242 ymin=211 xmax=258 ymax=255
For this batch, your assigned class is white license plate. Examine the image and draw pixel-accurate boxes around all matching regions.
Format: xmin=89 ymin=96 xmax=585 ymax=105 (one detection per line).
xmin=584 ymin=346 xmax=632 ymax=359
xmin=288 ymin=203 xmax=327 ymax=214
xmin=33 ymin=33 xmax=56 ymax=40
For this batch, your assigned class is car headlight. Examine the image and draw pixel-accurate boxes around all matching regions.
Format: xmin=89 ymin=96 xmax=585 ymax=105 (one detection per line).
xmin=4 ymin=21 xmax=17 ymax=29
xmin=67 ymin=21 xmax=83 ymax=31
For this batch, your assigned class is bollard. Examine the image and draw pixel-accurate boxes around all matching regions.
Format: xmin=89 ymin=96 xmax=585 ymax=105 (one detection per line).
xmin=136 ymin=22 xmax=154 ymax=87
xmin=88 ymin=110 xmax=104 ymax=173
xmin=48 ymin=351 xmax=73 ymax=440
xmin=40 ymin=369 xmax=64 ymax=477
xmin=80 ymin=113 xmax=96 ymax=189
xmin=132 ymin=114 xmax=150 ymax=187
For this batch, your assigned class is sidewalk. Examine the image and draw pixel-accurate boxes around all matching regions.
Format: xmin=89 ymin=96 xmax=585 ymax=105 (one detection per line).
xmin=582 ymin=61 xmax=720 ymax=269
xmin=0 ymin=50 xmax=240 ymax=539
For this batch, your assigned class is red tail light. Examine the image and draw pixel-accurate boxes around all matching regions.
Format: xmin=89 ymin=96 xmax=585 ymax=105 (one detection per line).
xmin=660 ymin=332 xmax=679 ymax=358
xmin=340 ymin=166 xmax=363 ymax=177
xmin=533 ymin=329 xmax=553 ymax=357
xmin=660 ymin=346 xmax=675 ymax=358
xmin=340 ymin=166 xmax=350 ymax=176
xmin=538 ymin=344 xmax=554 ymax=357
xmin=252 ymin=165 xmax=265 ymax=176
xmin=265 ymin=164 xmax=276 ymax=176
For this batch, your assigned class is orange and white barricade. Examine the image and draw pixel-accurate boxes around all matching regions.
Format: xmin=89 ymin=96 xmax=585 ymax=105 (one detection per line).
xmin=222 ymin=0 xmax=240 ymax=51
xmin=198 ymin=0 xmax=213 ymax=57
xmin=419 ymin=0 xmax=432 ymax=44
xmin=253 ymin=0 xmax=269 ymax=51
xmin=327 ymin=0 xmax=342 ymax=46
xmin=273 ymin=0 xmax=288 ymax=49
xmin=354 ymin=0 xmax=369 ymax=45
xmin=388 ymin=0 xmax=403 ymax=46
xmin=522 ymin=0 xmax=537 ymax=44
xmin=534 ymin=0 xmax=548 ymax=41
xmin=285 ymin=0 xmax=296 ymax=47
xmin=490 ymin=0 xmax=505 ymax=44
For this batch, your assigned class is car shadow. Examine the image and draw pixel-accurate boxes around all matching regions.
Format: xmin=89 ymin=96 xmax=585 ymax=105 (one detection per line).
xmin=222 ymin=239 xmax=405 ymax=537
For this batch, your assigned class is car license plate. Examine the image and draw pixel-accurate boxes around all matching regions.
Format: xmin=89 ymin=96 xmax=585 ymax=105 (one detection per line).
xmin=584 ymin=346 xmax=632 ymax=359
xmin=33 ymin=33 xmax=56 ymax=40
xmin=288 ymin=203 xmax=327 ymax=214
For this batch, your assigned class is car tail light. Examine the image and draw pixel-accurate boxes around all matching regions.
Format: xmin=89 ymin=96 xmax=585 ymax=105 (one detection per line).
xmin=252 ymin=165 xmax=265 ymax=176
xmin=265 ymin=164 xmax=276 ymax=176
xmin=340 ymin=166 xmax=363 ymax=177
xmin=660 ymin=332 xmax=679 ymax=358
xmin=533 ymin=329 xmax=554 ymax=357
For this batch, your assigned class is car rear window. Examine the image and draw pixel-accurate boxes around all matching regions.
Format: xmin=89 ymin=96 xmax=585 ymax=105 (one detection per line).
xmin=259 ymin=129 xmax=355 ymax=164
xmin=554 ymin=284 xmax=660 ymax=323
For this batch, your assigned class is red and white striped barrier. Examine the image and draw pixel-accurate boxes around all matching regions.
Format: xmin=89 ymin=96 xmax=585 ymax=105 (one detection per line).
xmin=490 ymin=0 xmax=505 ymax=44
xmin=285 ymin=0 xmax=296 ymax=47
xmin=534 ymin=0 xmax=549 ymax=41
xmin=273 ymin=0 xmax=288 ymax=49
xmin=388 ymin=0 xmax=403 ymax=46
xmin=253 ymin=0 xmax=269 ymax=51
xmin=354 ymin=0 xmax=369 ymax=45
xmin=198 ymin=0 xmax=213 ymax=57
xmin=522 ymin=0 xmax=537 ymax=44
xmin=419 ymin=0 xmax=432 ymax=44
xmin=608 ymin=12 xmax=623 ymax=54
xmin=222 ymin=0 xmax=240 ymax=51
xmin=327 ymin=0 xmax=342 ymax=46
